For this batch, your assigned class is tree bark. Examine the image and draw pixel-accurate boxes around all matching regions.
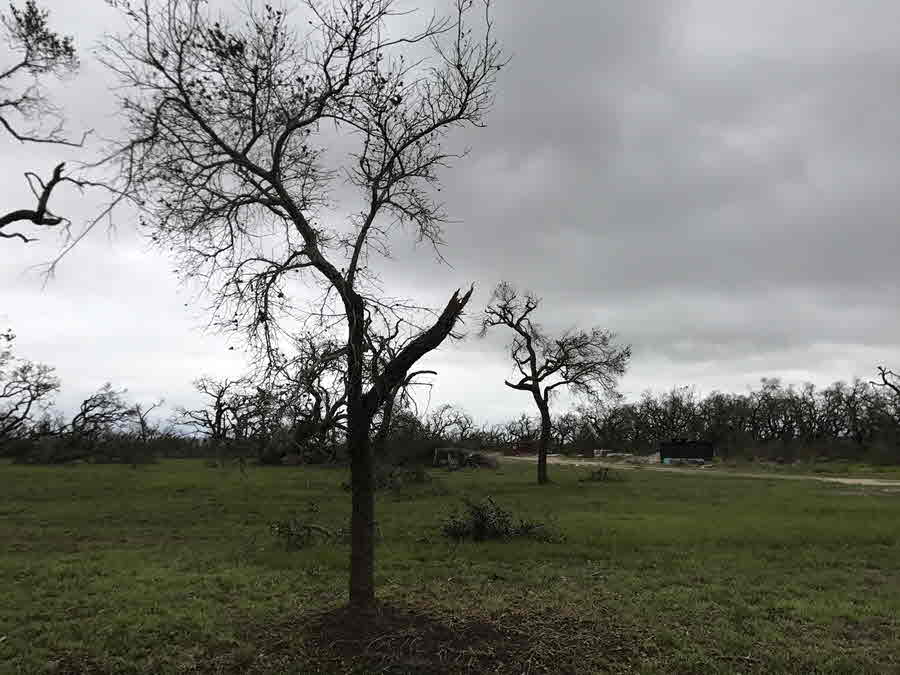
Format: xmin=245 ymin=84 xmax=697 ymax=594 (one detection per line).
xmin=347 ymin=402 xmax=377 ymax=609
xmin=344 ymin=293 xmax=377 ymax=609
xmin=536 ymin=395 xmax=551 ymax=485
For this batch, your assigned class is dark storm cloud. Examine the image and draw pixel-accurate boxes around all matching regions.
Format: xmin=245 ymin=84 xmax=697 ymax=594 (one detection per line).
xmin=3 ymin=0 xmax=900 ymax=422
xmin=387 ymin=0 xmax=900 ymax=374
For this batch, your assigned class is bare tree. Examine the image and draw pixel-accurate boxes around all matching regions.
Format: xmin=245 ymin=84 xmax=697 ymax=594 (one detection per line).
xmin=1 ymin=0 xmax=77 ymax=141
xmin=269 ymin=335 xmax=349 ymax=462
xmin=0 ymin=328 xmax=60 ymax=441
xmin=101 ymin=0 xmax=502 ymax=608
xmin=425 ymin=402 xmax=473 ymax=443
xmin=0 ymin=0 xmax=100 ymax=243
xmin=872 ymin=366 xmax=900 ymax=399
xmin=474 ymin=421 xmax=510 ymax=450
xmin=552 ymin=411 xmax=581 ymax=450
xmin=131 ymin=398 xmax=164 ymax=443
xmin=175 ymin=376 xmax=245 ymax=456
xmin=481 ymin=282 xmax=631 ymax=484
xmin=68 ymin=383 xmax=135 ymax=447
xmin=504 ymin=412 xmax=539 ymax=448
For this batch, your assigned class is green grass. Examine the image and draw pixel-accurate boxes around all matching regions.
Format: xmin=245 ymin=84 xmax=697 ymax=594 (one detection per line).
xmin=715 ymin=459 xmax=900 ymax=480
xmin=1 ymin=459 xmax=899 ymax=673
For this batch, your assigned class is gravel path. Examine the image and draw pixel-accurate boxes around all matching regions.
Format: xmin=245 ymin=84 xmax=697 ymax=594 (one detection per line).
xmin=505 ymin=455 xmax=900 ymax=488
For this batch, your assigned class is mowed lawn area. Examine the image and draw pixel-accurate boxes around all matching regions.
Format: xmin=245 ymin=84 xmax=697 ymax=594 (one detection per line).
xmin=1 ymin=459 xmax=899 ymax=674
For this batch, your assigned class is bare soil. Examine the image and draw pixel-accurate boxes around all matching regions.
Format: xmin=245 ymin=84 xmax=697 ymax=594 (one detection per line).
xmin=200 ymin=602 xmax=648 ymax=674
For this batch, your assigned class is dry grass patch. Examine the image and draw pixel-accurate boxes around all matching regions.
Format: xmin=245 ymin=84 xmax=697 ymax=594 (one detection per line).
xmin=200 ymin=602 xmax=650 ymax=674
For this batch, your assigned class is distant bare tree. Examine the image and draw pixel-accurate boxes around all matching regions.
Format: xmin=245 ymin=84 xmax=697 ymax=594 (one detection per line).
xmin=504 ymin=412 xmax=539 ymax=448
xmin=0 ymin=0 xmax=101 ymax=243
xmin=552 ymin=411 xmax=581 ymax=450
xmin=0 ymin=328 xmax=59 ymax=440
xmin=131 ymin=398 xmax=164 ymax=443
xmin=425 ymin=403 xmax=473 ymax=444
xmin=872 ymin=367 xmax=900 ymax=399
xmin=582 ymin=401 xmax=631 ymax=451
xmin=101 ymin=0 xmax=502 ymax=608
xmin=268 ymin=336 xmax=348 ymax=462
xmin=176 ymin=376 xmax=245 ymax=452
xmin=481 ymin=282 xmax=631 ymax=484
xmin=476 ymin=421 xmax=510 ymax=449
xmin=68 ymin=383 xmax=135 ymax=446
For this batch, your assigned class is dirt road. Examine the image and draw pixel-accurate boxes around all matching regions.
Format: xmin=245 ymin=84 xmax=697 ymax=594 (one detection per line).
xmin=505 ymin=455 xmax=900 ymax=488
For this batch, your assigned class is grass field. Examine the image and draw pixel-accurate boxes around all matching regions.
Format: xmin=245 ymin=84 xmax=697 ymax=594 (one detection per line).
xmin=706 ymin=458 xmax=900 ymax=480
xmin=1 ymin=459 xmax=899 ymax=674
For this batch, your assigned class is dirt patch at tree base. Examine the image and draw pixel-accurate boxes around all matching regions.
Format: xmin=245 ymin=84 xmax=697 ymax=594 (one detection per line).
xmin=204 ymin=602 xmax=651 ymax=674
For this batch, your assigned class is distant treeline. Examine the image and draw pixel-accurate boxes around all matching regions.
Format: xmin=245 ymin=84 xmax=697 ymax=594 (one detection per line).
xmin=3 ymin=374 xmax=899 ymax=466
xmin=579 ymin=378 xmax=900 ymax=462
xmin=369 ymin=378 xmax=899 ymax=465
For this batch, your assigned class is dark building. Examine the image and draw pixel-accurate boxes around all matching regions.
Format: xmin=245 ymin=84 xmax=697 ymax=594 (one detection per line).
xmin=659 ymin=438 xmax=715 ymax=463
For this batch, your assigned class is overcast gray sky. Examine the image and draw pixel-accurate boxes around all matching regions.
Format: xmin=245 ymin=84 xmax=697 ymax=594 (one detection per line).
xmin=2 ymin=0 xmax=899 ymax=425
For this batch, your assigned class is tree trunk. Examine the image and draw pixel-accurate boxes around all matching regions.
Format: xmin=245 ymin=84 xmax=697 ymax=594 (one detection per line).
xmin=347 ymin=402 xmax=376 ymax=609
xmin=345 ymin=286 xmax=472 ymax=608
xmin=345 ymin=294 xmax=377 ymax=610
xmin=536 ymin=398 xmax=552 ymax=485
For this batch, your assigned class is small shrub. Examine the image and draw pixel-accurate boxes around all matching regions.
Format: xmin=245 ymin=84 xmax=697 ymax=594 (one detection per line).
xmin=269 ymin=501 xmax=335 ymax=550
xmin=441 ymin=497 xmax=561 ymax=543
xmin=579 ymin=468 xmax=625 ymax=482
xmin=341 ymin=464 xmax=434 ymax=492
xmin=269 ymin=518 xmax=333 ymax=550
